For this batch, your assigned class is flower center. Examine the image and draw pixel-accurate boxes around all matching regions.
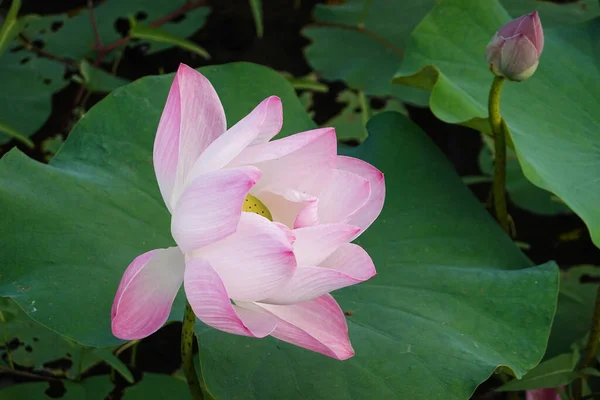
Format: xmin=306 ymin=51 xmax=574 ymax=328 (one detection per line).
xmin=242 ymin=194 xmax=272 ymax=221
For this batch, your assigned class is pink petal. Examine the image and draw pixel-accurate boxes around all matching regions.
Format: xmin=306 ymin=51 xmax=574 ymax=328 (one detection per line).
xmin=229 ymin=127 xmax=337 ymax=194
xmin=497 ymin=13 xmax=528 ymax=38
xmin=317 ymin=169 xmax=371 ymax=225
xmin=257 ymin=294 xmax=354 ymax=360
xmin=500 ymin=34 xmax=539 ymax=77
xmin=111 ymin=247 xmax=185 ymax=340
xmin=185 ymin=96 xmax=282 ymax=181
xmin=263 ymin=243 xmax=376 ymax=305
xmin=154 ymin=64 xmax=227 ymax=210
xmin=293 ymin=223 xmax=360 ymax=266
xmin=171 ymin=166 xmax=261 ymax=253
xmin=184 ymin=257 xmax=277 ymax=337
xmin=258 ymin=189 xmax=319 ymax=229
xmin=336 ymin=155 xmax=385 ymax=235
xmin=198 ymin=212 xmax=296 ymax=301
xmin=273 ymin=222 xmax=297 ymax=246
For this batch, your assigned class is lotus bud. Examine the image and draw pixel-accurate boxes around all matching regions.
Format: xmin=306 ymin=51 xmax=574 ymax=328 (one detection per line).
xmin=485 ymin=11 xmax=544 ymax=82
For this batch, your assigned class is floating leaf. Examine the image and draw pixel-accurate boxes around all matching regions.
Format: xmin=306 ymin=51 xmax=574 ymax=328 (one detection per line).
xmin=394 ymin=0 xmax=600 ymax=247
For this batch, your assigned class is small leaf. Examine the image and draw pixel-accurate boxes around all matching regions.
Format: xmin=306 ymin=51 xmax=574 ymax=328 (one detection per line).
xmin=130 ymin=22 xmax=210 ymax=59
xmin=78 ymin=60 xmax=130 ymax=93
xmin=0 ymin=0 xmax=22 ymax=56
xmin=497 ymin=352 xmax=580 ymax=391
xmin=249 ymin=0 xmax=263 ymax=38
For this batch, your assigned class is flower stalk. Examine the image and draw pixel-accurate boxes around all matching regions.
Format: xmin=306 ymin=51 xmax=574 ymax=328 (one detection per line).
xmin=181 ymin=301 xmax=204 ymax=400
xmin=488 ymin=75 xmax=510 ymax=233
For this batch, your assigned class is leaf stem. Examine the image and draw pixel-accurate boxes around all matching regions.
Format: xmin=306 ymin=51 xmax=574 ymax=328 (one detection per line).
xmin=488 ymin=76 xmax=510 ymax=233
xmin=574 ymin=284 xmax=600 ymax=399
xmin=182 ymin=300 xmax=203 ymax=400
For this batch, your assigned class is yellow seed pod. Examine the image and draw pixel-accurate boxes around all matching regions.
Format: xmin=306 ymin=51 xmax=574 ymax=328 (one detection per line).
xmin=242 ymin=194 xmax=273 ymax=221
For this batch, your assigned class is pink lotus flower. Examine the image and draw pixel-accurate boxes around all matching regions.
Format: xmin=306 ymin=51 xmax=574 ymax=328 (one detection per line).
xmin=111 ymin=64 xmax=385 ymax=360
xmin=526 ymin=388 xmax=561 ymax=400
xmin=485 ymin=10 xmax=544 ymax=81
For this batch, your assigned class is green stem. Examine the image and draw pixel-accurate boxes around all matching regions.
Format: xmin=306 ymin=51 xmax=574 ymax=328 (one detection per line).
xmin=130 ymin=341 xmax=138 ymax=367
xmin=182 ymin=301 xmax=203 ymax=400
xmin=573 ymin=284 xmax=600 ymax=400
xmin=488 ymin=76 xmax=509 ymax=233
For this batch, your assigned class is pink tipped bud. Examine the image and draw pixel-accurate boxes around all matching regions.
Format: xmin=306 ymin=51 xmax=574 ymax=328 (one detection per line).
xmin=485 ymin=11 xmax=544 ymax=82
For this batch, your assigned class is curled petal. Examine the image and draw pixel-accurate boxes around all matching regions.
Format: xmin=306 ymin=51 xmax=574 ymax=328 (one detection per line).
xmin=184 ymin=257 xmax=277 ymax=337
xmin=317 ymin=169 xmax=370 ymax=225
xmin=258 ymin=189 xmax=319 ymax=229
xmin=263 ymin=243 xmax=376 ymax=305
xmin=293 ymin=223 xmax=360 ymax=266
xmin=336 ymin=155 xmax=385 ymax=236
xmin=198 ymin=212 xmax=297 ymax=302
xmin=257 ymin=294 xmax=354 ymax=360
xmin=185 ymin=96 xmax=283 ymax=181
xmin=229 ymin=127 xmax=337 ymax=194
xmin=111 ymin=247 xmax=185 ymax=340
xmin=171 ymin=166 xmax=261 ymax=253
xmin=153 ymin=64 xmax=227 ymax=210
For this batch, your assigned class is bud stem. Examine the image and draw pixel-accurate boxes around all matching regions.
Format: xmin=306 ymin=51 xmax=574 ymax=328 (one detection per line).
xmin=181 ymin=300 xmax=205 ymax=400
xmin=488 ymin=76 xmax=510 ymax=233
